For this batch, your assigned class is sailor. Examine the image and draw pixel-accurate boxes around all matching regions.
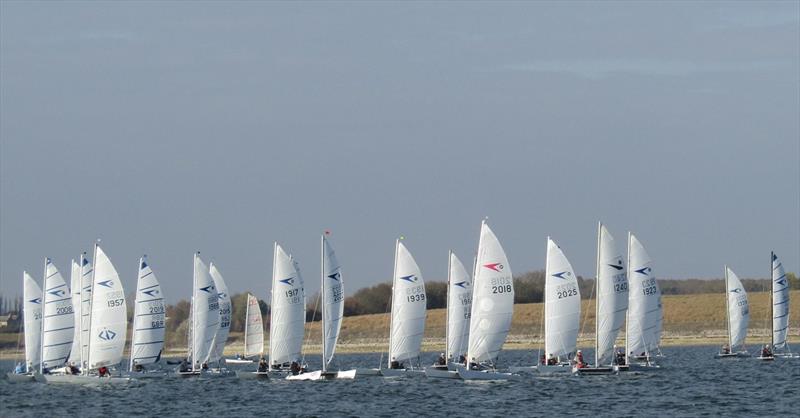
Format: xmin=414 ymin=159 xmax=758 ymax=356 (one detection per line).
xmin=547 ymin=354 xmax=557 ymax=366
xmin=179 ymin=358 xmax=190 ymax=372
xmin=133 ymin=363 xmax=144 ymax=373
xmin=616 ymin=348 xmax=626 ymax=365
xmin=458 ymin=355 xmax=467 ymax=365
xmin=721 ymin=344 xmax=730 ymax=355
xmin=575 ymin=350 xmax=586 ymax=368
xmin=539 ymin=354 xmax=546 ymax=365
xmin=290 ymin=361 xmax=301 ymax=375
xmin=436 ymin=353 xmax=447 ymax=366
xmin=761 ymin=344 xmax=772 ymax=357
xmin=390 ymin=356 xmax=401 ymax=370
xmin=14 ymin=362 xmax=24 ymax=374
xmin=201 ymin=362 xmax=209 ymax=371
xmin=257 ymin=357 xmax=268 ymax=373
xmin=98 ymin=366 xmax=109 ymax=377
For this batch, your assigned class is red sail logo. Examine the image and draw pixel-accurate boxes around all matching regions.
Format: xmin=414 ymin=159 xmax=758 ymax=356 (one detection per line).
xmin=483 ymin=263 xmax=503 ymax=272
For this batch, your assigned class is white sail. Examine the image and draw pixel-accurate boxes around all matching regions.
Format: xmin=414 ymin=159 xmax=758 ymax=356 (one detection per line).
xmin=626 ymin=233 xmax=661 ymax=357
xmin=79 ymin=254 xmax=93 ymax=370
xmin=130 ymin=256 xmax=166 ymax=370
xmin=544 ymin=238 xmax=581 ymax=360
xmin=67 ymin=260 xmax=81 ymax=365
xmin=467 ymin=221 xmax=514 ymax=364
xmin=190 ymin=253 xmax=219 ymax=369
xmin=209 ymin=263 xmax=231 ymax=363
xmin=88 ymin=245 xmax=127 ymax=369
xmin=322 ymin=235 xmax=344 ymax=370
xmin=725 ymin=267 xmax=749 ymax=349
xmin=23 ymin=272 xmax=43 ymax=372
xmin=244 ymin=293 xmax=264 ymax=358
xmin=40 ymin=259 xmax=74 ymax=371
xmin=772 ymin=252 xmax=789 ymax=349
xmin=595 ymin=224 xmax=628 ymax=366
xmin=388 ymin=240 xmax=427 ymax=365
xmin=446 ymin=252 xmax=471 ymax=360
xmin=269 ymin=244 xmax=306 ymax=367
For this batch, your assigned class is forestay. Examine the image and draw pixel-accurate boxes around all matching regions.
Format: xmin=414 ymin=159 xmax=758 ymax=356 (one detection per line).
xmin=191 ymin=254 xmax=220 ymax=369
xmin=389 ymin=240 xmax=427 ymax=365
xmin=88 ymin=245 xmax=127 ymax=369
xmin=269 ymin=244 xmax=306 ymax=367
xmin=626 ymin=233 xmax=661 ymax=356
xmin=244 ymin=293 xmax=264 ymax=358
xmin=544 ymin=238 xmax=581 ymax=360
xmin=725 ymin=267 xmax=749 ymax=349
xmin=772 ymin=252 xmax=789 ymax=349
xmin=23 ymin=272 xmax=43 ymax=372
xmin=40 ymin=259 xmax=75 ymax=371
xmin=209 ymin=263 xmax=231 ymax=364
xmin=68 ymin=260 xmax=82 ymax=366
xmin=322 ymin=235 xmax=344 ymax=370
xmin=446 ymin=252 xmax=471 ymax=361
xmin=130 ymin=256 xmax=166 ymax=370
xmin=79 ymin=254 xmax=93 ymax=370
xmin=595 ymin=224 xmax=628 ymax=366
xmin=467 ymin=221 xmax=514 ymax=364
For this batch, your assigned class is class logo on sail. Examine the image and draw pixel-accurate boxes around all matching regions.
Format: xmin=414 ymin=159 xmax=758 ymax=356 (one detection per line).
xmin=776 ymin=278 xmax=787 ymax=287
xmin=454 ymin=281 xmax=469 ymax=289
xmin=143 ymin=289 xmax=159 ymax=297
xmin=29 ymin=297 xmax=42 ymax=304
xmin=483 ymin=263 xmax=503 ymax=272
xmin=200 ymin=285 xmax=215 ymax=293
xmin=400 ymin=275 xmax=418 ymax=283
xmin=279 ymin=277 xmax=295 ymax=286
xmin=730 ymin=288 xmax=742 ymax=293
xmin=552 ymin=271 xmax=571 ymax=280
xmin=635 ymin=267 xmax=652 ymax=275
xmin=48 ymin=289 xmax=65 ymax=297
xmin=327 ymin=272 xmax=341 ymax=281
xmin=98 ymin=280 xmax=114 ymax=288
xmin=99 ymin=329 xmax=117 ymax=341
xmin=608 ymin=260 xmax=624 ymax=271
xmin=217 ymin=292 xmax=227 ymax=299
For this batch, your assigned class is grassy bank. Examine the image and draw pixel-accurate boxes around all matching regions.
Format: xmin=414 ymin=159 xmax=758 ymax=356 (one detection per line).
xmin=2 ymin=291 xmax=798 ymax=359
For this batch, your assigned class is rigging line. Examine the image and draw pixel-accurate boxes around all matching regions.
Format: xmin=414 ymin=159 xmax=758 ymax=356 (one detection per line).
xmin=300 ymin=291 xmax=321 ymax=367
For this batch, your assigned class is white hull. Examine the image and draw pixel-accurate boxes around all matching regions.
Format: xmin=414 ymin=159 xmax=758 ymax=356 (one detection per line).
xmin=714 ymin=352 xmax=751 ymax=359
xmin=176 ymin=370 xmax=203 ymax=378
xmin=235 ymin=371 xmax=270 ymax=380
xmin=536 ymin=364 xmax=572 ymax=374
xmin=756 ymin=356 xmax=775 ymax=361
xmin=39 ymin=374 xmax=131 ymax=384
xmin=774 ymin=353 xmax=800 ymax=359
xmin=286 ymin=370 xmax=354 ymax=381
xmin=354 ymin=368 xmax=382 ymax=377
xmin=225 ymin=358 xmax=254 ymax=365
xmin=124 ymin=370 xmax=168 ymax=378
xmin=6 ymin=372 xmax=36 ymax=383
xmin=286 ymin=370 xmax=324 ymax=381
xmin=380 ymin=368 xmax=426 ymax=378
xmin=424 ymin=366 xmax=459 ymax=379
xmin=336 ymin=369 xmax=357 ymax=379
xmin=455 ymin=365 xmax=517 ymax=381
xmin=573 ymin=366 xmax=616 ymax=375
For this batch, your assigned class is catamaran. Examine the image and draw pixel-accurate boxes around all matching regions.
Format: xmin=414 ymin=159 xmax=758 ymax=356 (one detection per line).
xmin=234 ymin=293 xmax=269 ymax=379
xmin=715 ymin=266 xmax=750 ymax=358
xmin=37 ymin=258 xmax=75 ymax=378
xmin=425 ymin=251 xmax=471 ymax=379
xmin=379 ymin=239 xmax=427 ymax=378
xmin=6 ymin=272 xmax=43 ymax=382
xmin=625 ymin=233 xmax=662 ymax=367
xmin=575 ymin=223 xmax=629 ymax=375
xmin=268 ymin=243 xmax=306 ymax=376
xmin=41 ymin=244 xmax=130 ymax=384
xmin=208 ymin=262 xmax=232 ymax=371
xmin=764 ymin=252 xmax=797 ymax=359
xmin=456 ymin=220 xmax=518 ymax=380
xmin=129 ymin=256 xmax=167 ymax=375
xmin=177 ymin=253 xmax=220 ymax=377
xmin=288 ymin=234 xmax=357 ymax=380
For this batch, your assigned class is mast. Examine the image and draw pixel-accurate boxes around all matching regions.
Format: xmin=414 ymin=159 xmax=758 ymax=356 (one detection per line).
xmin=321 ymin=234 xmax=327 ymax=373
xmin=39 ymin=258 xmax=46 ymax=375
xmin=595 ymin=222 xmax=601 ymax=366
xmin=129 ymin=257 xmax=143 ymax=372
xmin=624 ymin=232 xmax=631 ymax=363
xmin=244 ymin=294 xmax=250 ymax=359
xmin=86 ymin=243 xmax=98 ymax=375
xmin=724 ymin=266 xmax=731 ymax=350
xmin=191 ymin=252 xmax=198 ymax=372
xmin=770 ymin=251 xmax=774 ymax=349
xmin=269 ymin=243 xmax=277 ymax=371
xmin=387 ymin=238 xmax=400 ymax=369
xmin=445 ymin=250 xmax=452 ymax=360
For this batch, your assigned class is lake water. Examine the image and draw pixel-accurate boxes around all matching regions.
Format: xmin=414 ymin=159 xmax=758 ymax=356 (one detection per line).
xmin=1 ymin=346 xmax=798 ymax=417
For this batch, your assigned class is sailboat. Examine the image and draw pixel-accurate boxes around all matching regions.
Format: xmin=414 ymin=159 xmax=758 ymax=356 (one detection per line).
xmin=208 ymin=262 xmax=232 ymax=370
xmin=715 ymin=266 xmax=750 ymax=358
xmin=288 ymin=234 xmax=357 ymax=380
xmin=425 ymin=251 xmax=471 ymax=379
xmin=234 ymin=293 xmax=269 ymax=379
xmin=129 ymin=256 xmax=167 ymax=375
xmin=268 ymin=243 xmax=306 ymax=376
xmin=378 ymin=238 xmax=427 ymax=378
xmin=67 ymin=260 xmax=81 ymax=368
xmin=456 ymin=220 xmax=517 ymax=380
xmin=6 ymin=272 xmax=43 ymax=382
xmin=177 ymin=252 xmax=220 ymax=377
xmin=539 ymin=237 xmax=582 ymax=374
xmin=78 ymin=253 xmax=93 ymax=372
xmin=625 ymin=233 xmax=662 ymax=367
xmin=575 ymin=223 xmax=629 ymax=375
xmin=38 ymin=258 xmax=75 ymax=377
xmin=41 ymin=244 xmax=130 ymax=384
xmin=764 ymin=252 xmax=798 ymax=359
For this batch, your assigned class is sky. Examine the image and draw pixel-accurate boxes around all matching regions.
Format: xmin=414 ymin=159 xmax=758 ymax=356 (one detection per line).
xmin=1 ymin=1 xmax=798 ymax=304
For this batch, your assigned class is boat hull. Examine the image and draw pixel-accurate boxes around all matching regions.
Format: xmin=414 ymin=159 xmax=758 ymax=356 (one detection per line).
xmin=756 ymin=356 xmax=775 ymax=361
xmin=336 ymin=369 xmax=357 ymax=379
xmin=714 ymin=352 xmax=751 ymax=359
xmin=774 ymin=353 xmax=800 ymax=359
xmin=380 ymin=368 xmax=426 ymax=378
xmin=225 ymin=359 xmax=254 ymax=365
xmin=353 ymin=368 xmax=382 ymax=377
xmin=39 ymin=374 xmax=130 ymax=384
xmin=235 ymin=371 xmax=270 ymax=380
xmin=574 ymin=366 xmax=616 ymax=375
xmin=5 ymin=372 xmax=36 ymax=382
xmin=454 ymin=365 xmax=518 ymax=381
xmin=424 ymin=366 xmax=459 ymax=379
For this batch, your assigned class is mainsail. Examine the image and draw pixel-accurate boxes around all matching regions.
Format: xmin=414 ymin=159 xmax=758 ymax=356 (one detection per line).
xmin=724 ymin=267 xmax=749 ymax=350
xmin=466 ymin=221 xmax=514 ymax=364
xmin=88 ymin=245 xmax=127 ymax=369
xmin=67 ymin=260 xmax=81 ymax=366
xmin=322 ymin=235 xmax=345 ymax=371
xmin=79 ymin=254 xmax=93 ymax=370
xmin=40 ymin=258 xmax=74 ymax=371
xmin=190 ymin=253 xmax=219 ymax=369
xmin=23 ymin=272 xmax=42 ymax=372
xmin=269 ymin=243 xmax=306 ymax=368
xmin=772 ymin=252 xmax=789 ymax=349
xmin=446 ymin=252 xmax=471 ymax=361
xmin=595 ymin=224 xmax=628 ymax=366
xmin=130 ymin=256 xmax=166 ymax=370
xmin=388 ymin=240 xmax=427 ymax=365
xmin=209 ymin=263 xmax=231 ymax=364
xmin=626 ymin=233 xmax=661 ymax=357
xmin=244 ymin=293 xmax=264 ymax=358
xmin=544 ymin=238 xmax=581 ymax=360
